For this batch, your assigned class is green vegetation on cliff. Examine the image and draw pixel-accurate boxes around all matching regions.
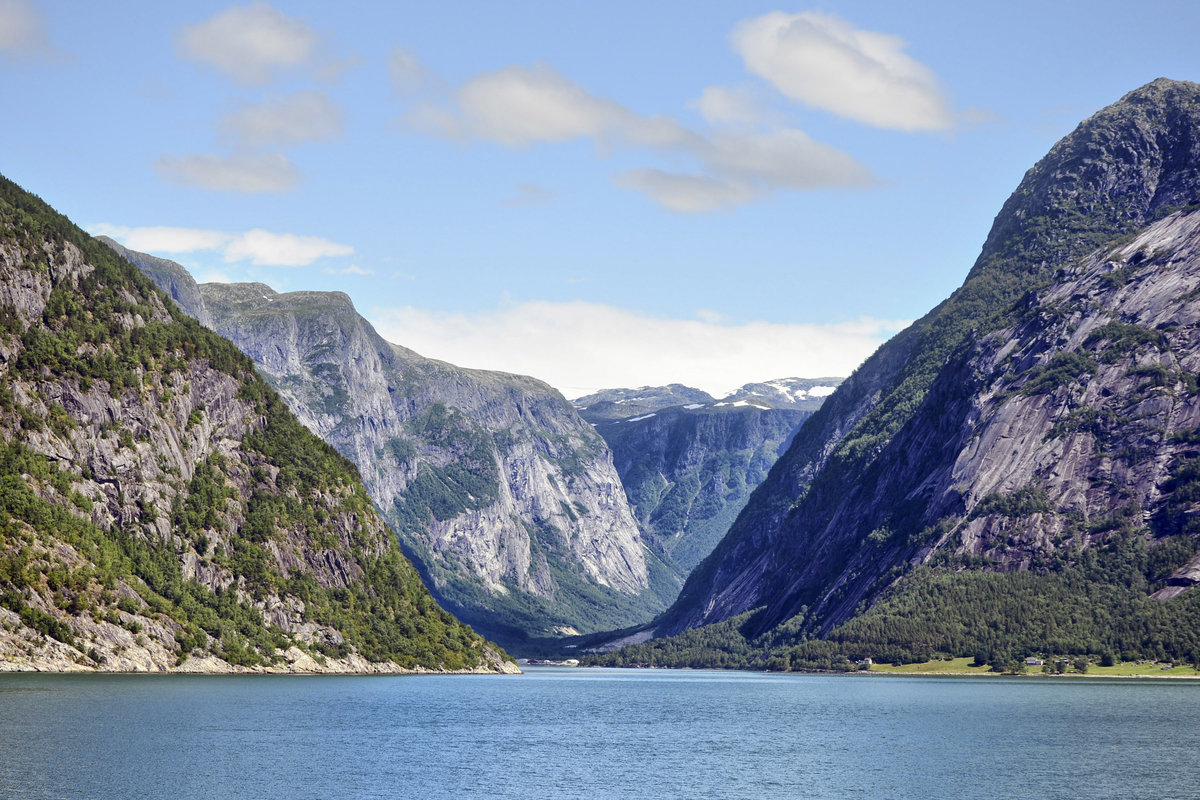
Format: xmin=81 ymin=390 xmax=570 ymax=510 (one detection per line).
xmin=590 ymin=527 xmax=1200 ymax=670
xmin=0 ymin=174 xmax=507 ymax=671
xmin=642 ymin=79 xmax=1200 ymax=668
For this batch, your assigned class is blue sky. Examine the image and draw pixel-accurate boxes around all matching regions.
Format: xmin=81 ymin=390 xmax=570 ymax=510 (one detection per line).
xmin=3 ymin=1 xmax=1198 ymax=396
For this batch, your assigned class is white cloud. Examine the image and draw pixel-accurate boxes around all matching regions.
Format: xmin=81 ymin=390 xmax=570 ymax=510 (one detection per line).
xmin=614 ymin=129 xmax=872 ymax=213
xmin=89 ymin=224 xmax=230 ymax=253
xmin=91 ymin=224 xmax=353 ymax=268
xmin=176 ymin=1 xmax=318 ymax=85
xmin=389 ymin=47 xmax=425 ymax=94
xmin=401 ymin=100 xmax=468 ymax=139
xmin=692 ymin=86 xmax=770 ymax=126
xmin=699 ymin=129 xmax=874 ymax=190
xmin=155 ymin=152 xmax=301 ymax=193
xmin=224 ymin=229 xmax=353 ymax=266
xmin=731 ymin=11 xmax=955 ymax=132
xmin=400 ymin=60 xmax=870 ymax=212
xmin=614 ymin=169 xmax=753 ymax=213
xmin=369 ymin=300 xmax=907 ymax=398
xmin=0 ymin=0 xmax=57 ymax=61
xmin=194 ymin=270 xmax=234 ymax=285
xmin=327 ymin=264 xmax=374 ymax=276
xmin=454 ymin=63 xmax=690 ymax=148
xmin=219 ymin=91 xmax=343 ymax=147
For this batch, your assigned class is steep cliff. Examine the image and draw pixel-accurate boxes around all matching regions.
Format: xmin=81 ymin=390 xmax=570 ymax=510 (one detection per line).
xmin=98 ymin=267 xmax=660 ymax=647
xmin=0 ymin=175 xmax=513 ymax=673
xmin=641 ymin=79 xmax=1200 ymax=664
xmin=96 ymin=237 xmax=215 ymax=330
xmin=588 ymin=400 xmax=810 ymax=576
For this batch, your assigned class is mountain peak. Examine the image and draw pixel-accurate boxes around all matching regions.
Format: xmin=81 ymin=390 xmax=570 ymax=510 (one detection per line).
xmin=655 ymin=79 xmax=1200 ymax=645
xmin=972 ymin=77 xmax=1200 ymax=285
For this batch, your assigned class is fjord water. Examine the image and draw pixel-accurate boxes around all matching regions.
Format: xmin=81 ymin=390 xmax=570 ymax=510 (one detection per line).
xmin=2 ymin=668 xmax=1198 ymax=799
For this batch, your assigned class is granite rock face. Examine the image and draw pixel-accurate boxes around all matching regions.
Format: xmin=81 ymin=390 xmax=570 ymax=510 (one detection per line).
xmin=103 ymin=259 xmax=656 ymax=644
xmin=589 ymin=401 xmax=811 ymax=576
xmin=660 ymin=78 xmax=1200 ymax=637
xmin=0 ymin=176 xmax=511 ymax=673
xmin=97 ymin=236 xmax=216 ymax=330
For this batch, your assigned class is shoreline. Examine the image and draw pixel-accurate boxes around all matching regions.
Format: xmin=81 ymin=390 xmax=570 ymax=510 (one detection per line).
xmin=862 ymin=656 xmax=1200 ymax=680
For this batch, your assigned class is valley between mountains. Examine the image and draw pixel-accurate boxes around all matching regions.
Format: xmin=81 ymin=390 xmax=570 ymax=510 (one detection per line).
xmin=5 ymin=78 xmax=1200 ymax=673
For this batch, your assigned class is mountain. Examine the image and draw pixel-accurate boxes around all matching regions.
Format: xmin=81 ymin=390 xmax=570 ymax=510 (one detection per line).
xmin=99 ymin=237 xmax=216 ymax=330
xmin=595 ymin=403 xmax=810 ymax=576
xmin=0 ymin=174 xmax=514 ymax=673
xmin=573 ymin=377 xmax=839 ymax=423
xmin=576 ymin=379 xmax=842 ymax=579
xmin=573 ymin=384 xmax=716 ymax=423
xmin=607 ymin=79 xmax=1200 ymax=669
xmin=720 ymin=378 xmax=842 ymax=410
xmin=99 ymin=247 xmax=665 ymax=649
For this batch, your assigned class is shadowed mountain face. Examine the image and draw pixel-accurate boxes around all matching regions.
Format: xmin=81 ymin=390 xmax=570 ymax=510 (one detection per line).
xmin=0 ymin=175 xmax=512 ymax=673
xmin=649 ymin=79 xmax=1200 ymax=660
xmin=104 ymin=244 xmax=669 ymax=648
xmin=576 ymin=381 xmax=840 ymax=579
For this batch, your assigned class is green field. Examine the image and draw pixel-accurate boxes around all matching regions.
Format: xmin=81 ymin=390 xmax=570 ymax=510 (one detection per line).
xmin=867 ymin=657 xmax=1200 ymax=677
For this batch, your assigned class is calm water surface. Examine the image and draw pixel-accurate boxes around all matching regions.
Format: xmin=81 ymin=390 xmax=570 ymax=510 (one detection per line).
xmin=1 ymin=667 xmax=1197 ymax=799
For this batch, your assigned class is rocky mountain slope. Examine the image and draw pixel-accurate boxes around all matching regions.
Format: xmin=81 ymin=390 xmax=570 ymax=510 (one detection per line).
xmin=577 ymin=381 xmax=841 ymax=577
xmin=574 ymin=377 xmax=838 ymax=423
xmin=0 ymin=175 xmax=514 ymax=673
xmin=720 ymin=378 xmax=841 ymax=410
xmin=100 ymin=248 xmax=664 ymax=648
xmin=573 ymin=384 xmax=717 ymax=423
xmin=597 ymin=404 xmax=809 ymax=576
xmin=624 ymin=79 xmax=1200 ymax=667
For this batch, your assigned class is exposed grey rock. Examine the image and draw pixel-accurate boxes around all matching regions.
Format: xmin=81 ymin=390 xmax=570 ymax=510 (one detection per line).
xmin=96 ymin=236 xmax=215 ymax=329
xmin=1 ymin=179 xmax=513 ymax=674
xmin=595 ymin=403 xmax=811 ymax=576
xmin=574 ymin=384 xmax=717 ymax=423
xmin=720 ymin=377 xmax=842 ymax=410
xmin=660 ymin=78 xmax=1200 ymax=638
xmin=126 ymin=277 xmax=656 ymax=642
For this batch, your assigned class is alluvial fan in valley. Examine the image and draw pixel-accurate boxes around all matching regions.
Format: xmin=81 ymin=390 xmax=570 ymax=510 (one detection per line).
xmin=594 ymin=78 xmax=1200 ymax=671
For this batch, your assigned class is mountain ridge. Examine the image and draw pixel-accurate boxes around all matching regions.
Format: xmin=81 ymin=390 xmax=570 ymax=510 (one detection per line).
xmin=631 ymin=78 xmax=1200 ymax=664
xmin=100 ymin=246 xmax=668 ymax=648
xmin=0 ymin=175 xmax=514 ymax=673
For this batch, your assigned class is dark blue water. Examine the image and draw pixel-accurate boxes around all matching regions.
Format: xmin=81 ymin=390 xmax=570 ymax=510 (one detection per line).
xmin=1 ymin=668 xmax=1197 ymax=799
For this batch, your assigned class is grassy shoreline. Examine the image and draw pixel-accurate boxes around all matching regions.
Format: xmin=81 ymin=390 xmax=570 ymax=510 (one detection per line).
xmin=865 ymin=656 xmax=1200 ymax=678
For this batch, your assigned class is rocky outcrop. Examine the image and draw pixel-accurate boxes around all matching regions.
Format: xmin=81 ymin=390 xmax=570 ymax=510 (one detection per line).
xmin=592 ymin=402 xmax=810 ymax=576
xmin=0 ymin=174 xmax=512 ymax=673
xmin=575 ymin=379 xmax=835 ymax=580
xmin=720 ymin=378 xmax=842 ymax=410
xmin=96 ymin=236 xmax=215 ymax=329
xmin=101 ymin=270 xmax=657 ymax=645
xmin=659 ymin=78 xmax=1200 ymax=639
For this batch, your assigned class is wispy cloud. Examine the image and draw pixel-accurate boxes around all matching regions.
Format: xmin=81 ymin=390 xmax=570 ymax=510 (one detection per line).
xmin=501 ymin=183 xmax=555 ymax=207
xmin=175 ymin=1 xmax=320 ymax=85
xmin=326 ymin=264 xmax=374 ymax=276
xmin=155 ymin=152 xmax=301 ymax=193
xmin=219 ymin=91 xmax=344 ymax=147
xmin=388 ymin=47 xmax=426 ymax=95
xmin=731 ymin=11 xmax=956 ymax=132
xmin=613 ymin=170 xmax=754 ymax=213
xmin=370 ymin=300 xmax=907 ymax=398
xmin=690 ymin=85 xmax=774 ymax=126
xmin=91 ymin=223 xmax=353 ymax=268
xmin=90 ymin=224 xmax=229 ymax=254
xmin=397 ymin=61 xmax=870 ymax=212
xmin=0 ymin=0 xmax=62 ymax=62
xmin=453 ymin=64 xmax=692 ymax=148
xmin=223 ymin=229 xmax=353 ymax=266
